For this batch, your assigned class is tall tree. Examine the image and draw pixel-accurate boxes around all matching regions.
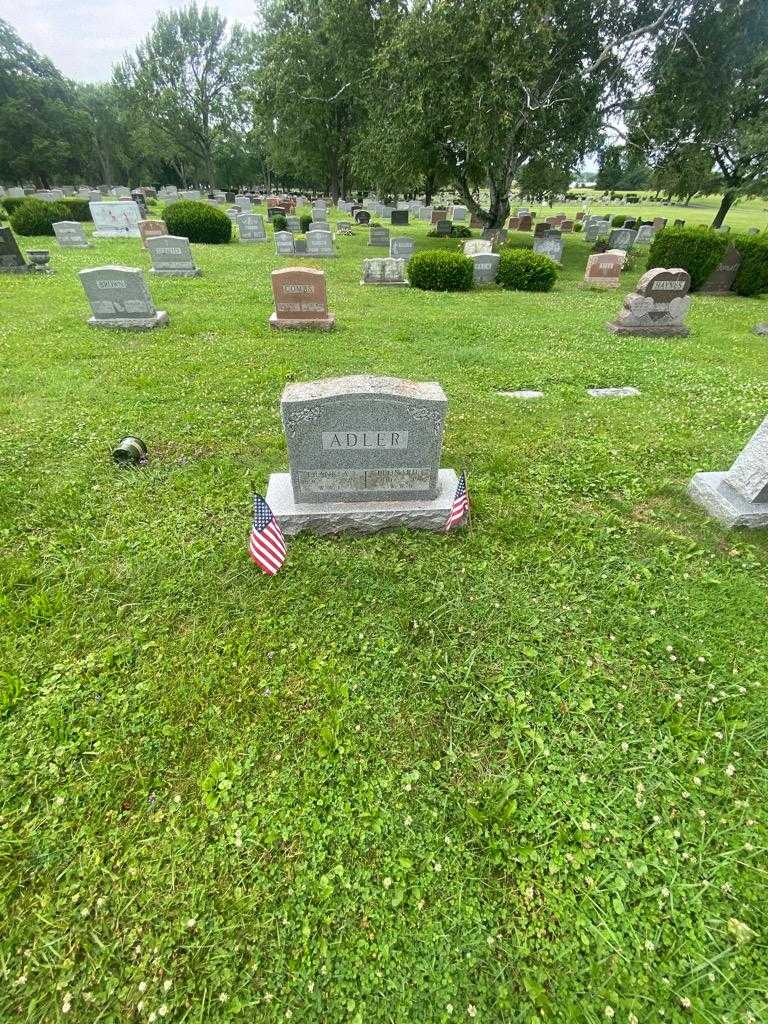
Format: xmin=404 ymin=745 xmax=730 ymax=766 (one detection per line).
xmin=0 ymin=19 xmax=86 ymax=187
xmin=253 ymin=0 xmax=397 ymax=200
xmin=365 ymin=0 xmax=677 ymax=226
xmin=633 ymin=0 xmax=768 ymax=227
xmin=114 ymin=3 xmax=253 ymax=185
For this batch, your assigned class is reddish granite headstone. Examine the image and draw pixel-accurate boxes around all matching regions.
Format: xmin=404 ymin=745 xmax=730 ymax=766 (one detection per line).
xmin=269 ymin=267 xmax=335 ymax=331
xmin=507 ymin=216 xmax=520 ymax=230
xmin=138 ymin=219 xmax=168 ymax=249
xmin=518 ymin=215 xmax=532 ymax=231
xmin=583 ymin=251 xmax=623 ymax=288
xmin=431 ymin=209 xmax=449 ymax=225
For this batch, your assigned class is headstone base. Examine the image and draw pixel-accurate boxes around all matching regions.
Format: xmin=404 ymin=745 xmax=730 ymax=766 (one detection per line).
xmin=150 ymin=268 xmax=202 ymax=277
xmin=579 ymin=280 xmax=619 ymax=289
xmin=269 ymin=312 xmax=335 ymax=331
xmin=606 ymin=321 xmax=690 ymax=337
xmin=93 ymin=230 xmax=140 ymax=238
xmin=266 ymin=468 xmax=461 ymax=536
xmin=87 ymin=311 xmax=169 ymax=331
xmin=359 ymin=279 xmax=409 ymax=286
xmin=688 ymin=471 xmax=768 ymax=529
xmin=699 ymin=287 xmax=737 ymax=297
xmin=0 ymin=265 xmax=31 ymax=274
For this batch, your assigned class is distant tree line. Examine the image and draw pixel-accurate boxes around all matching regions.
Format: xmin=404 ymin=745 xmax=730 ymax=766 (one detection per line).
xmin=1 ymin=0 xmax=766 ymax=227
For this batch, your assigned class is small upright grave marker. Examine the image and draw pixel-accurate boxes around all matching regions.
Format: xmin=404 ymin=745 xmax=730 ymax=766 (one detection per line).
xmin=470 ymin=252 xmax=500 ymax=286
xmin=269 ymin=267 xmax=335 ymax=331
xmin=369 ymin=226 xmax=390 ymax=247
xmin=583 ymin=251 xmax=623 ymax=288
xmin=79 ymin=266 xmax=168 ymax=330
xmin=390 ymin=237 xmax=415 ymax=259
xmin=0 ymin=226 xmax=30 ymax=272
xmin=90 ymin=201 xmax=142 ymax=237
xmin=138 ymin=219 xmax=168 ymax=248
xmin=700 ymin=245 xmax=741 ymax=295
xmin=238 ymin=213 xmax=267 ymax=242
xmin=53 ymin=221 xmax=91 ymax=249
xmin=146 ymin=235 xmax=201 ymax=277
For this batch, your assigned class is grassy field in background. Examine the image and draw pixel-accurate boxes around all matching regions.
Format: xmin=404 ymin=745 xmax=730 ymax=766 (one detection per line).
xmin=1 ymin=202 xmax=767 ymax=1024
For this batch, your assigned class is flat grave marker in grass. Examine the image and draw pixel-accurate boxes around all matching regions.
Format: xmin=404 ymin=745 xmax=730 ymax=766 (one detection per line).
xmin=79 ymin=265 xmax=169 ymax=330
xmin=361 ymin=257 xmax=408 ymax=286
xmin=266 ymin=374 xmax=459 ymax=535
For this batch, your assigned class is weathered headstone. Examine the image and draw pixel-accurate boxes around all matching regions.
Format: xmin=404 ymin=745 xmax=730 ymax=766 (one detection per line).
xmin=652 ymin=217 xmax=667 ymax=229
xmin=508 ymin=217 xmax=521 ymax=230
xmin=361 ymin=257 xmax=408 ymax=286
xmin=53 ymin=221 xmax=91 ymax=248
xmin=452 ymin=206 xmax=468 ymax=222
xmin=634 ymin=224 xmax=654 ymax=245
xmin=689 ymin=414 xmax=768 ymax=528
xmin=518 ymin=215 xmax=532 ymax=231
xmin=235 ymin=196 xmax=252 ymax=211
xmin=286 ymin=215 xmax=301 ymax=233
xmin=699 ymin=245 xmax=741 ymax=295
xmin=369 ymin=226 xmax=390 ymax=247
xmin=470 ymin=252 xmax=500 ymax=286
xmin=265 ymin=375 xmax=460 ymax=535
xmin=308 ymin=220 xmax=329 ymax=233
xmin=607 ymin=267 xmax=691 ymax=337
xmin=607 ymin=228 xmax=636 ymax=251
xmin=79 ymin=266 xmax=168 ymax=330
xmin=390 ymin=236 xmax=415 ymax=259
xmin=533 ymin=235 xmax=563 ymax=263
xmin=238 ymin=213 xmax=267 ymax=242
xmin=560 ymin=220 xmax=574 ymax=233
xmin=275 ymin=231 xmax=295 ymax=255
xmin=673 ymin=219 xmax=686 ymax=228
xmin=0 ymin=226 xmax=29 ymax=272
xmin=464 ymin=239 xmax=492 ymax=256
xmin=269 ymin=267 xmax=334 ymax=330
xmin=534 ymin=222 xmax=549 ymax=238
xmin=435 ymin=219 xmax=452 ymax=237
xmin=336 ymin=221 xmax=353 ymax=235
xmin=306 ymin=230 xmax=336 ymax=257
xmin=138 ymin=219 xmax=168 ymax=248
xmin=390 ymin=209 xmax=409 ymax=226
xmin=583 ymin=251 xmax=623 ymax=288
xmin=147 ymin=235 xmax=201 ymax=277
xmin=90 ymin=201 xmax=142 ymax=237
xmin=355 ymin=210 xmax=371 ymax=225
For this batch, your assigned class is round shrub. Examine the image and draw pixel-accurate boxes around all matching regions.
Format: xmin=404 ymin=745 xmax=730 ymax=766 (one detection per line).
xmin=61 ymin=198 xmax=93 ymax=222
xmin=611 ymin=214 xmax=627 ymax=227
xmin=573 ymin=221 xmax=583 ymax=233
xmin=272 ymin=213 xmax=288 ymax=232
xmin=9 ymin=198 xmax=71 ymax=236
xmin=164 ymin=199 xmax=231 ymax=243
xmin=646 ymin=226 xmax=729 ymax=290
xmin=407 ymin=250 xmax=474 ymax=291
xmin=497 ymin=248 xmax=557 ymax=292
xmin=732 ymin=234 xmax=768 ymax=297
xmin=299 ymin=214 xmax=313 ymax=233
xmin=452 ymin=224 xmax=472 ymax=238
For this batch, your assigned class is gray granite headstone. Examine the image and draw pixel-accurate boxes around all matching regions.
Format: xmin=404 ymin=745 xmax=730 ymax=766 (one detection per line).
xmin=435 ymin=219 xmax=452 ymax=237
xmin=238 ymin=213 xmax=267 ymax=242
xmin=306 ymin=230 xmax=336 ymax=257
xmin=309 ymin=220 xmax=329 ymax=232
xmin=470 ymin=252 xmax=500 ymax=285
xmin=266 ymin=375 xmax=460 ymax=535
xmin=452 ymin=205 xmax=468 ymax=222
xmin=79 ymin=265 xmax=168 ymax=330
xmin=700 ymin=245 xmax=741 ymax=295
xmin=607 ymin=228 xmax=636 ymax=251
xmin=464 ymin=239 xmax=492 ymax=256
xmin=0 ymin=226 xmax=29 ymax=272
xmin=387 ymin=234 xmax=414 ymax=260
xmin=53 ymin=221 xmax=91 ymax=248
xmin=146 ymin=235 xmax=201 ymax=277
xmin=361 ymin=257 xmax=408 ymax=285
xmin=390 ymin=210 xmax=409 ymax=226
xmin=634 ymin=225 xmax=654 ymax=245
xmin=275 ymin=231 xmax=295 ymax=255
xmin=533 ymin=235 xmax=563 ymax=263
xmin=368 ymin=226 xmax=390 ymax=247
xmin=286 ymin=216 xmax=301 ymax=232
xmin=689 ymin=414 xmax=768 ymax=527
xmin=235 ymin=196 xmax=251 ymax=211
xmin=607 ymin=267 xmax=691 ymax=337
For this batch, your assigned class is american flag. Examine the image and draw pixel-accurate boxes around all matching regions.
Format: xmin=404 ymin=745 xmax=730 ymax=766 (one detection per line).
xmin=248 ymin=494 xmax=286 ymax=575
xmin=445 ymin=471 xmax=469 ymax=531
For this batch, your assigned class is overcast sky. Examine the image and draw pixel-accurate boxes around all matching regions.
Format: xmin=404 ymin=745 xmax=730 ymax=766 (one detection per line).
xmin=2 ymin=0 xmax=256 ymax=82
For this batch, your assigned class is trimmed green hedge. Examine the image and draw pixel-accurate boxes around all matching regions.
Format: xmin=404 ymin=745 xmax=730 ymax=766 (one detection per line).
xmin=272 ymin=213 xmax=288 ymax=232
xmin=732 ymin=234 xmax=768 ymax=297
xmin=164 ymin=200 xmax=232 ymax=244
xmin=611 ymin=214 xmax=627 ymax=228
xmin=407 ymin=250 xmax=474 ymax=291
xmin=1 ymin=196 xmax=30 ymax=218
xmin=60 ymin=198 xmax=93 ymax=222
xmin=299 ymin=214 xmax=313 ymax=233
xmin=9 ymin=198 xmax=71 ymax=236
xmin=497 ymin=248 xmax=558 ymax=292
xmin=647 ymin=226 xmax=729 ymax=290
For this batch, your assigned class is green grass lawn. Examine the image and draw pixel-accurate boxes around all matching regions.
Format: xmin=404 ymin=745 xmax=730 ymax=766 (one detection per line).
xmin=1 ymin=202 xmax=767 ymax=1024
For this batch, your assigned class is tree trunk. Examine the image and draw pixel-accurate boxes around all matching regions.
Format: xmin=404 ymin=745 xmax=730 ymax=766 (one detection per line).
xmin=486 ymin=177 xmax=510 ymax=228
xmin=424 ymin=171 xmax=436 ymax=206
xmin=711 ymin=190 xmax=736 ymax=229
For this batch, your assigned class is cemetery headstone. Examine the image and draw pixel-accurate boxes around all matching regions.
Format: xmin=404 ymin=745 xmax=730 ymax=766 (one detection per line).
xmin=699 ymin=245 xmax=741 ymax=295
xmin=583 ymin=251 xmax=623 ymax=288
xmin=652 ymin=217 xmax=667 ymax=229
xmin=470 ymin=252 xmax=500 ymax=286
xmin=79 ymin=266 xmax=168 ymax=330
xmin=688 ymin=414 xmax=768 ymax=528
xmin=464 ymin=239 xmax=493 ymax=256
xmin=306 ymin=230 xmax=336 ymax=257
xmin=336 ymin=221 xmax=353 ymax=236
xmin=275 ymin=231 xmax=295 ymax=255
xmin=431 ymin=209 xmax=448 ymax=225
xmin=90 ymin=201 xmax=142 ymax=237
xmin=634 ymin=224 xmax=654 ymax=246
xmin=235 ymin=195 xmax=252 ymax=211
xmin=607 ymin=267 xmax=691 ymax=337
xmin=265 ymin=375 xmax=460 ymax=535
xmin=138 ymin=219 xmax=168 ymax=248
xmin=607 ymin=227 xmax=635 ymax=250
xmin=533 ymin=234 xmax=564 ymax=263
xmin=146 ymin=235 xmax=201 ymax=277
xmin=518 ymin=215 xmax=533 ymax=231
xmin=390 ymin=210 xmax=409 ymax=226
xmin=560 ymin=220 xmax=574 ymax=233
xmin=389 ymin=236 xmax=415 ymax=259
xmin=452 ymin=206 xmax=468 ymax=222
xmin=294 ymin=238 xmax=307 ymax=254
xmin=534 ymin=222 xmax=549 ymax=238
xmin=435 ymin=220 xmax=452 ymax=237
xmin=286 ymin=216 xmax=301 ymax=232
xmin=355 ymin=210 xmax=371 ymax=224
xmin=0 ymin=226 xmax=29 ymax=272
xmin=53 ymin=221 xmax=91 ymax=248
xmin=361 ymin=257 xmax=409 ymax=286
xmin=269 ymin=267 xmax=334 ymax=331
xmin=369 ymin=226 xmax=390 ymax=247
xmin=673 ymin=219 xmax=685 ymax=228
xmin=238 ymin=213 xmax=267 ymax=242
xmin=508 ymin=217 xmax=521 ymax=230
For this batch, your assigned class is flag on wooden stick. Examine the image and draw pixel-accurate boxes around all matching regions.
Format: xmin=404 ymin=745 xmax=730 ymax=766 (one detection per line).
xmin=248 ymin=494 xmax=286 ymax=575
xmin=444 ymin=471 xmax=469 ymax=531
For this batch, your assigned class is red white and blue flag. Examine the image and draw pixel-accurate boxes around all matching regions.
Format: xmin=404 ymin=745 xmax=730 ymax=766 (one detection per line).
xmin=248 ymin=494 xmax=286 ymax=575
xmin=445 ymin=471 xmax=469 ymax=531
